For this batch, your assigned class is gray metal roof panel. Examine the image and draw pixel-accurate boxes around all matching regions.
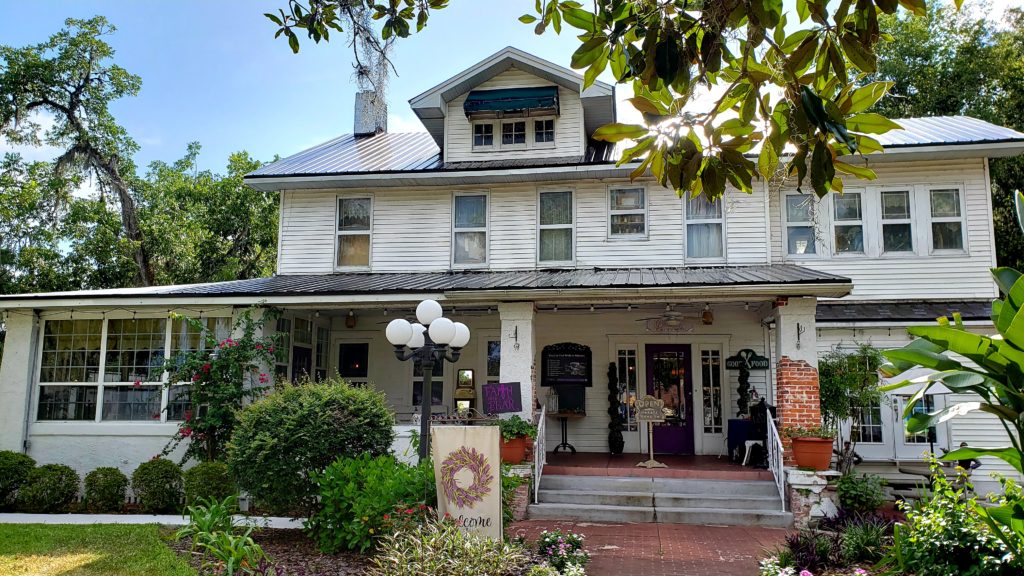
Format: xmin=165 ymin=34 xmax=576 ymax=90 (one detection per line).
xmin=816 ymin=300 xmax=992 ymax=322
xmin=877 ymin=116 xmax=1024 ymax=147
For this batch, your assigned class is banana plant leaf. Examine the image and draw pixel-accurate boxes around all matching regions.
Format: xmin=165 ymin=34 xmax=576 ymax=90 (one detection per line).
xmin=941 ymin=446 xmax=1022 ymax=475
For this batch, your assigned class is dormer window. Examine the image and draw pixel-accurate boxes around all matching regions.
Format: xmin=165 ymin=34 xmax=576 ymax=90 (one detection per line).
xmin=535 ymin=119 xmax=555 ymax=144
xmin=473 ymin=123 xmax=494 ymax=148
xmin=501 ymin=121 xmax=526 ymax=146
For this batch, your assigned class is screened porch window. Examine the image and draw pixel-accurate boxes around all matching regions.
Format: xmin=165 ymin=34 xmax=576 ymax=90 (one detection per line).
xmin=686 ymin=195 xmax=724 ymax=259
xmin=539 ymin=190 xmax=573 ymax=263
xmin=453 ymin=194 xmax=488 ymax=265
xmin=337 ymin=197 xmax=372 ymax=268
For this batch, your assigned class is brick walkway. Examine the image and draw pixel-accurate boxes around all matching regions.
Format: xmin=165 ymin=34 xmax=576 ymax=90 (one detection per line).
xmin=510 ymin=520 xmax=786 ymax=576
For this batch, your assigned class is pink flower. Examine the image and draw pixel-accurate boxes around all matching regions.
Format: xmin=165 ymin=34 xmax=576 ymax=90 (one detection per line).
xmin=201 ymin=363 xmax=211 ymax=373
xmin=800 ymin=571 xmax=814 ymax=576
xmin=255 ymin=344 xmax=263 ymax=351
xmin=181 ymin=427 xmax=192 ymax=438
xmin=259 ymin=373 xmax=268 ymax=384
xmin=133 ymin=380 xmax=141 ymax=388
xmin=192 ymin=373 xmax=201 ymax=382
xmin=268 ymin=346 xmax=275 ymax=353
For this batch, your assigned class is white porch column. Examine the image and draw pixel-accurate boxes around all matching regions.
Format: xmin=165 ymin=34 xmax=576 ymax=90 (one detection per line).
xmin=0 ymin=311 xmax=39 ymax=452
xmin=498 ymin=302 xmax=536 ymax=420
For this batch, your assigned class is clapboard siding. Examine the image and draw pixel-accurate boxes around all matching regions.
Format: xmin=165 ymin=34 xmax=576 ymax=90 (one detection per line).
xmin=444 ymin=69 xmax=585 ymax=163
xmin=277 ymin=190 xmax=336 ymax=274
xmin=768 ymin=159 xmax=997 ymax=300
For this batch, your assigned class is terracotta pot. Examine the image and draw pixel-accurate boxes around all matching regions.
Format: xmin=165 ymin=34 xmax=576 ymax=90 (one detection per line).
xmin=500 ymin=436 xmax=527 ymax=464
xmin=791 ymin=437 xmax=835 ymax=471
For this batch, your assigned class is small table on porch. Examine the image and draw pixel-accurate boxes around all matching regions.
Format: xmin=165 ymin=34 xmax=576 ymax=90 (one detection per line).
xmin=549 ymin=411 xmax=585 ymax=454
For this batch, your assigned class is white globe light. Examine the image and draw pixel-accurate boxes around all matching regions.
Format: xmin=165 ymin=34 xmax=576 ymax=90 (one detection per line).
xmin=428 ymin=317 xmax=456 ymax=345
xmin=416 ymin=299 xmax=443 ymax=325
xmin=407 ymin=323 xmax=426 ymax=349
xmin=385 ymin=319 xmax=413 ymax=346
xmin=450 ymin=322 xmax=471 ymax=349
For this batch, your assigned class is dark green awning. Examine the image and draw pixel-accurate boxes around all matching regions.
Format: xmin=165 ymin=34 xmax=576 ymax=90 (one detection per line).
xmin=463 ymin=86 xmax=559 ymax=117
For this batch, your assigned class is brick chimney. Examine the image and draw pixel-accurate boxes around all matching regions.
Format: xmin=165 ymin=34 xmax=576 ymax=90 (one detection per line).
xmin=354 ymin=90 xmax=387 ymax=135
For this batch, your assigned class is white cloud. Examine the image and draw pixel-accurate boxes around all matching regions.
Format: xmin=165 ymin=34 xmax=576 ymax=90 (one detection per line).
xmin=387 ymin=113 xmax=425 ymax=133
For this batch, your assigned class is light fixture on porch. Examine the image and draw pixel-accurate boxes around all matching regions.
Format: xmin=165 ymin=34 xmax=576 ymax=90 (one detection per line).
xmin=346 ymin=309 xmax=357 ymax=328
xmin=385 ymin=299 xmax=470 ymax=462
xmin=702 ymin=304 xmax=714 ymax=325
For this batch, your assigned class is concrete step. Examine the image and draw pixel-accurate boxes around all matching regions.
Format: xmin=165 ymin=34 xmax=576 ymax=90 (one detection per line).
xmin=539 ymin=475 xmax=655 ymax=493
xmin=538 ymin=489 xmax=654 ymax=507
xmin=655 ymin=506 xmax=793 ymax=528
xmin=651 ymin=477 xmax=781 ymax=497
xmin=653 ymin=493 xmax=781 ymax=511
xmin=527 ymin=502 xmax=655 ymax=523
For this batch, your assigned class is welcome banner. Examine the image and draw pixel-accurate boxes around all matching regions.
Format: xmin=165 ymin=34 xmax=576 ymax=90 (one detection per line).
xmin=431 ymin=425 xmax=502 ymax=540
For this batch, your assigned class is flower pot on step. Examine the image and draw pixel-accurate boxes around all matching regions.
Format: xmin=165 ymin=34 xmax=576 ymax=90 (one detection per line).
xmin=791 ymin=437 xmax=835 ymax=470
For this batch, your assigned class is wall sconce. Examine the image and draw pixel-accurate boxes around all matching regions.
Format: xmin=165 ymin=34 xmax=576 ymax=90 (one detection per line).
xmin=345 ymin=310 xmax=357 ymax=329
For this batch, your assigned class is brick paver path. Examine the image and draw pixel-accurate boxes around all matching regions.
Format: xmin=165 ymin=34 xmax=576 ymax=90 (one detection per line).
xmin=510 ymin=520 xmax=786 ymax=576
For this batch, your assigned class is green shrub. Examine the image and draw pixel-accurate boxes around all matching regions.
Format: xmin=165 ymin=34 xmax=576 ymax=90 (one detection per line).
xmin=497 ymin=415 xmax=537 ymax=440
xmin=783 ymin=529 xmax=842 ymax=573
xmin=0 ymin=450 xmax=36 ymax=507
xmin=836 ymin=473 xmax=886 ymax=515
xmin=16 ymin=464 xmax=80 ymax=513
xmin=131 ymin=458 xmax=183 ymax=513
xmin=227 ymin=378 xmax=394 ymax=515
xmin=183 ymin=461 xmax=235 ymax=506
xmin=368 ymin=516 xmax=531 ymax=576
xmin=501 ymin=468 xmax=525 ymax=528
xmin=176 ymin=495 xmax=240 ymax=552
xmin=84 ymin=467 xmax=128 ymax=512
xmin=840 ymin=516 xmax=890 ymax=564
xmin=306 ymin=453 xmax=435 ymax=553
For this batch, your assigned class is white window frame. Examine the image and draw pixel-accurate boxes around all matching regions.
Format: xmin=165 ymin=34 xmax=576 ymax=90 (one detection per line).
xmin=782 ymin=192 xmax=821 ymax=258
xmin=532 ymin=117 xmax=556 ymax=148
xmin=925 ymin=185 xmax=968 ymax=255
xmin=537 ymin=188 xmax=575 ymax=266
xmin=684 ymin=194 xmax=726 ymax=262
xmin=472 ymin=122 xmax=495 ymax=151
xmin=878 ymin=188 xmax=916 ymax=256
xmin=830 ymin=190 xmax=867 ymax=257
xmin=452 ymin=191 xmax=489 ymax=268
xmin=499 ymin=120 xmax=528 ymax=150
xmin=607 ymin=186 xmax=648 ymax=240
xmin=334 ymin=194 xmax=373 ymax=271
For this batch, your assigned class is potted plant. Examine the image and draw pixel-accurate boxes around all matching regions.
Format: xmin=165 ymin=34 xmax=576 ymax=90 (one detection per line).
xmin=784 ymin=426 xmax=835 ymax=471
xmin=498 ymin=415 xmax=537 ymax=464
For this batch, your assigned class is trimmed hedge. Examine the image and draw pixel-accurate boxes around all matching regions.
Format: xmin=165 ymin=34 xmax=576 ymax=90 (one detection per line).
xmin=84 ymin=467 xmax=129 ymax=512
xmin=0 ymin=450 xmax=36 ymax=508
xmin=183 ymin=461 xmax=235 ymax=506
xmin=16 ymin=464 xmax=80 ymax=513
xmin=132 ymin=458 xmax=183 ymax=513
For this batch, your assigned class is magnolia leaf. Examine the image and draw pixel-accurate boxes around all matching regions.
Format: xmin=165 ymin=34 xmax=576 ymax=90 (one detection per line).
xmin=842 ymin=82 xmax=893 ymax=114
xmin=560 ymin=7 xmax=597 ymax=32
xmin=518 ymin=14 xmax=537 ymax=24
xmin=847 ymin=113 xmax=901 ymax=134
xmin=583 ymin=48 xmax=608 ymax=90
xmin=758 ymin=141 xmax=779 ymax=181
xmin=839 ymin=33 xmax=877 ymax=73
xmin=593 ymin=123 xmax=649 ymax=142
xmin=834 ymin=160 xmax=876 ymax=180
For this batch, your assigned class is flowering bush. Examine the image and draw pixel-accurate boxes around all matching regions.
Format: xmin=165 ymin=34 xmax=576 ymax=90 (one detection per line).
xmin=536 ymin=529 xmax=589 ymax=573
xmin=162 ymin=307 xmax=279 ymax=463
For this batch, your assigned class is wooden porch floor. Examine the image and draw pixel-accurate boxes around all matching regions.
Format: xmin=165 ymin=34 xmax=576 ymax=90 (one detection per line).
xmin=542 ymin=452 xmax=773 ymax=481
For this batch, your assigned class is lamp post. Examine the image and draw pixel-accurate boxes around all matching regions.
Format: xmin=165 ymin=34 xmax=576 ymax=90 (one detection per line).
xmin=385 ymin=299 xmax=471 ymax=462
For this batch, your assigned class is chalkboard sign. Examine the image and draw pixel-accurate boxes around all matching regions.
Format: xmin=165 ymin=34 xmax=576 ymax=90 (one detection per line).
xmin=725 ymin=348 xmax=770 ymax=370
xmin=555 ymin=385 xmax=586 ymax=413
xmin=541 ymin=342 xmax=592 ymax=387
xmin=481 ymin=382 xmax=523 ymax=414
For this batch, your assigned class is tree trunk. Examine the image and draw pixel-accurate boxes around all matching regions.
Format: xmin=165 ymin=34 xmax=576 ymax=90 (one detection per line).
xmin=93 ymin=155 xmax=154 ymax=287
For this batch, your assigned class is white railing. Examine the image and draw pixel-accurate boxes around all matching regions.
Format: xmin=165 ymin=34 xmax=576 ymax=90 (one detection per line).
xmin=766 ymin=415 xmax=786 ymax=511
xmin=533 ymin=404 xmax=547 ymax=503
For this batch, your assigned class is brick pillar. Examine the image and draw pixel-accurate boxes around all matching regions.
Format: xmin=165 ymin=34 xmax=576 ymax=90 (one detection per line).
xmin=773 ymin=297 xmax=820 ymax=464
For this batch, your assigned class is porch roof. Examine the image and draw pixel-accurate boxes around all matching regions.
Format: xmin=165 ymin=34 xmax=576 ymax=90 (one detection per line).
xmin=816 ymin=299 xmax=993 ymax=324
xmin=0 ymin=265 xmax=852 ymax=308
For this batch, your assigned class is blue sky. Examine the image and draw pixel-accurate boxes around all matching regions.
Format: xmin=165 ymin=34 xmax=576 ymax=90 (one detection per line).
xmin=1 ymin=0 xmax=1018 ymax=174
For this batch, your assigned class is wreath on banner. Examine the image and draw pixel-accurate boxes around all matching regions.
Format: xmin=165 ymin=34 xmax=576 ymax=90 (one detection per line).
xmin=440 ymin=446 xmax=493 ymax=509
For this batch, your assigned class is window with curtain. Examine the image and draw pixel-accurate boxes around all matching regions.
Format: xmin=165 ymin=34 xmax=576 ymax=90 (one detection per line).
xmin=881 ymin=190 xmax=914 ymax=253
xmin=785 ymin=194 xmax=817 ymax=255
xmin=609 ymin=188 xmax=646 ymax=236
xmin=473 ymin=123 xmax=494 ymax=148
xmin=539 ymin=190 xmax=573 ymax=263
xmin=832 ymin=192 xmax=864 ymax=254
xmin=453 ymin=194 xmax=488 ymax=265
xmin=929 ymin=188 xmax=965 ymax=251
xmin=337 ymin=197 xmax=372 ymax=268
xmin=534 ymin=119 xmax=555 ymax=144
xmin=686 ymin=195 xmax=724 ymax=259
xmin=501 ymin=121 xmax=526 ymax=146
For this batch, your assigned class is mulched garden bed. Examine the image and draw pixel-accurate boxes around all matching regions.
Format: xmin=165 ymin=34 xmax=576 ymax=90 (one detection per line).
xmin=169 ymin=528 xmax=370 ymax=575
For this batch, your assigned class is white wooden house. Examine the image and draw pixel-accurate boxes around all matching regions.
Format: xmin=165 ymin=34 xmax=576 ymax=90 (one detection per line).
xmin=2 ymin=47 xmax=1023 ymax=513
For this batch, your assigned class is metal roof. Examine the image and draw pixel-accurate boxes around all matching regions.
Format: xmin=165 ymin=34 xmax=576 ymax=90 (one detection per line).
xmin=816 ymin=300 xmax=992 ymax=323
xmin=245 ymin=116 xmax=1023 ymax=181
xmin=0 ymin=265 xmax=849 ymax=302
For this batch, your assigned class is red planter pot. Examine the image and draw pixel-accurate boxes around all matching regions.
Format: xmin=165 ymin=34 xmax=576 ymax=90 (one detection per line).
xmin=791 ymin=437 xmax=835 ymax=471
xmin=500 ymin=436 xmax=527 ymax=464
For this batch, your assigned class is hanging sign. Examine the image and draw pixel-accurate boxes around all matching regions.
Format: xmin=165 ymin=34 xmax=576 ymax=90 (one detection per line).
xmin=431 ymin=426 xmax=502 ymax=540
xmin=725 ymin=348 xmax=770 ymax=371
xmin=541 ymin=342 xmax=593 ymax=387
xmin=481 ymin=382 xmax=523 ymax=414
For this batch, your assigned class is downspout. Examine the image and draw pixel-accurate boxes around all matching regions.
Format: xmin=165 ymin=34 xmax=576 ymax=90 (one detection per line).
xmin=20 ymin=311 xmax=40 ymax=453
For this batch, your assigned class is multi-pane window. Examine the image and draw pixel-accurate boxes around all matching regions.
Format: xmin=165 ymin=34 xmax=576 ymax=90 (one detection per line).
xmin=686 ymin=195 xmax=724 ymax=259
xmin=852 ymin=400 xmax=884 ymax=443
xmin=167 ymin=317 xmax=230 ymax=422
xmin=534 ymin=119 xmax=555 ymax=143
xmin=929 ymin=188 xmax=965 ymax=251
xmin=39 ymin=319 xmax=102 ymax=384
xmin=785 ymin=195 xmax=817 ymax=255
xmin=539 ymin=190 xmax=573 ymax=263
xmin=609 ymin=188 xmax=646 ymax=236
xmin=166 ymin=385 xmax=191 ymax=421
xmin=881 ymin=190 xmax=914 ymax=253
xmin=486 ymin=340 xmax=501 ymax=384
xmin=103 ymin=318 xmax=167 ymax=421
xmin=701 ymin=350 xmax=723 ymax=434
xmin=617 ymin=349 xmax=638 ymax=432
xmin=905 ymin=395 xmax=938 ymax=444
xmin=338 ymin=342 xmax=369 ymax=386
xmin=501 ymin=121 xmax=526 ymax=146
xmin=832 ymin=193 xmax=864 ymax=254
xmin=274 ymin=318 xmax=291 ymax=379
xmin=38 ymin=386 xmax=98 ymax=421
xmin=315 ymin=326 xmax=329 ymax=381
xmin=412 ymin=358 xmax=444 ymax=407
xmin=337 ymin=197 xmax=372 ymax=268
xmin=473 ymin=123 xmax=494 ymax=147
xmin=453 ymin=194 xmax=488 ymax=265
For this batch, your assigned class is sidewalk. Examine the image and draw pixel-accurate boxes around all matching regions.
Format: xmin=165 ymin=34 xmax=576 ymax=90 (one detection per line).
xmin=511 ymin=520 xmax=786 ymax=576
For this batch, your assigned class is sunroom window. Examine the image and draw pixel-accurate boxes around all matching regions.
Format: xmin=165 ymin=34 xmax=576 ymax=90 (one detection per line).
xmin=832 ymin=193 xmax=864 ymax=254
xmin=785 ymin=195 xmax=816 ymax=255
xmin=929 ymin=188 xmax=965 ymax=251
xmin=539 ymin=190 xmax=573 ymax=263
xmin=337 ymin=197 xmax=372 ymax=268
xmin=686 ymin=195 xmax=724 ymax=259
xmin=453 ymin=194 xmax=488 ymax=265
xmin=881 ymin=190 xmax=914 ymax=253
xmin=609 ymin=188 xmax=646 ymax=237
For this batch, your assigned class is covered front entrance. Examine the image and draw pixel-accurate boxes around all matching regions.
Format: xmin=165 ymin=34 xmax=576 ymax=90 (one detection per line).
xmin=646 ymin=344 xmax=694 ymax=455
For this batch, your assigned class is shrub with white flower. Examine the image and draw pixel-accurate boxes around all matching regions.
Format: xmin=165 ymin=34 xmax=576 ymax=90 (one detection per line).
xmin=758 ymin=556 xmax=796 ymax=576
xmin=536 ymin=529 xmax=589 ymax=573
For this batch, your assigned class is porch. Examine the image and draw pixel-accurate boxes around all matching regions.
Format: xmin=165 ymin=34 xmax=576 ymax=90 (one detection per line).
xmin=542 ymin=452 xmax=773 ymax=481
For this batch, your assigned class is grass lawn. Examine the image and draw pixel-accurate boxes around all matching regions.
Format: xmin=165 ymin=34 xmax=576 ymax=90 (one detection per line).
xmin=0 ymin=523 xmax=196 ymax=576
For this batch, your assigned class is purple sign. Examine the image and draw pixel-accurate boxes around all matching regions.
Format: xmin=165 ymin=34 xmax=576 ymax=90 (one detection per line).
xmin=481 ymin=382 xmax=523 ymax=414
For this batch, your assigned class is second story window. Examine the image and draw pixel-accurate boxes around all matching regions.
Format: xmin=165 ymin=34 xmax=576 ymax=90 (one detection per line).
xmin=833 ymin=192 xmax=864 ymax=254
xmin=501 ymin=121 xmax=526 ymax=146
xmin=453 ymin=193 xmax=488 ymax=265
xmin=337 ymin=197 xmax=371 ymax=268
xmin=609 ymin=187 xmax=646 ymax=237
xmin=685 ymin=195 xmax=724 ymax=259
xmin=929 ymin=188 xmax=965 ymax=252
xmin=534 ymin=119 xmax=555 ymax=144
xmin=539 ymin=190 xmax=573 ymax=263
xmin=785 ymin=194 xmax=817 ymax=255
xmin=473 ymin=123 xmax=493 ymax=148
xmin=881 ymin=190 xmax=914 ymax=253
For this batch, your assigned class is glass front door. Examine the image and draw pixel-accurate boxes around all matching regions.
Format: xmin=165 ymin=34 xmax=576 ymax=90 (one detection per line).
xmin=645 ymin=344 xmax=694 ymax=455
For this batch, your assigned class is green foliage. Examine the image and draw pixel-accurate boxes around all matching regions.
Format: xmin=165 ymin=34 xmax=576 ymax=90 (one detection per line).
xmin=306 ymin=453 xmax=435 ymax=553
xmin=498 ymin=414 xmax=537 ymax=441
xmin=537 ymin=529 xmax=589 ymax=573
xmin=195 ymin=528 xmax=270 ymax=576
xmin=176 ymin=495 xmax=240 ymax=550
xmin=83 ymin=467 xmax=128 ymax=513
xmin=782 ymin=425 xmax=831 ymax=439
xmin=819 ymin=345 xmax=884 ymax=432
xmin=501 ymin=466 xmax=525 ymax=529
xmin=368 ymin=516 xmax=532 ymax=576
xmin=884 ymin=463 xmax=1020 ymax=576
xmin=228 ymin=377 xmax=395 ymax=516
xmin=836 ymin=473 xmax=887 ymax=516
xmin=526 ymin=566 xmax=560 ymax=576
xmin=131 ymin=458 xmax=183 ymax=514
xmin=183 ymin=461 xmax=236 ymax=506
xmin=840 ymin=516 xmax=890 ymax=564
xmin=266 ymin=1 xmax=446 ymax=53
xmin=782 ymin=529 xmax=843 ymax=574
xmin=16 ymin=464 xmax=80 ymax=513
xmin=0 ymin=450 xmax=35 ymax=507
